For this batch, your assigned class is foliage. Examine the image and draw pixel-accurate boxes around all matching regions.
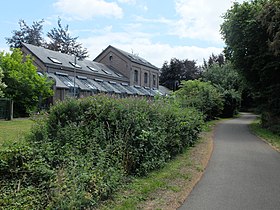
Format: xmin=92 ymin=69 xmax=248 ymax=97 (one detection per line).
xmin=0 ymin=67 xmax=6 ymax=97
xmin=258 ymin=0 xmax=280 ymax=56
xmin=6 ymin=19 xmax=45 ymax=49
xmin=0 ymin=49 xmax=53 ymax=116
xmin=250 ymin=118 xmax=280 ymax=150
xmin=0 ymin=95 xmax=204 ymax=209
xmin=174 ymin=80 xmax=224 ymax=120
xmin=202 ymin=63 xmax=242 ymax=117
xmin=159 ymin=58 xmax=201 ymax=91
xmin=202 ymin=53 xmax=225 ymax=70
xmin=5 ymin=18 xmax=88 ymax=58
xmin=221 ymin=0 xmax=280 ymax=129
xmin=46 ymin=18 xmax=88 ymax=59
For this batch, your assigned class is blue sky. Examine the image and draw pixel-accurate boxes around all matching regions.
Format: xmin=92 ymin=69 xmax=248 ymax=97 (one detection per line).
xmin=0 ymin=0 xmax=244 ymax=67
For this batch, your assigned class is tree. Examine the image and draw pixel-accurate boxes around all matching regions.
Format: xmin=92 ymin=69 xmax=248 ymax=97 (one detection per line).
xmin=6 ymin=19 xmax=45 ymax=48
xmin=6 ymin=18 xmax=89 ymax=59
xmin=0 ymin=67 xmax=6 ymax=97
xmin=203 ymin=53 xmax=225 ymax=69
xmin=258 ymin=0 xmax=280 ymax=56
xmin=46 ymin=18 xmax=88 ymax=59
xmin=174 ymin=80 xmax=224 ymax=120
xmin=159 ymin=58 xmax=201 ymax=91
xmin=0 ymin=49 xmax=53 ymax=116
xmin=221 ymin=0 xmax=280 ymax=129
xmin=202 ymin=63 xmax=242 ymax=117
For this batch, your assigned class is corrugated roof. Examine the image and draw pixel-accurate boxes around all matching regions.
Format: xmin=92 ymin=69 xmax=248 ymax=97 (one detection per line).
xmin=47 ymin=72 xmax=69 ymax=89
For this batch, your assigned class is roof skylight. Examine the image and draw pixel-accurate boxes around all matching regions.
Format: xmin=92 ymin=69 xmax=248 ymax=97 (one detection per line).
xmin=102 ymin=69 xmax=112 ymax=75
xmin=115 ymin=72 xmax=122 ymax=77
xmin=87 ymin=66 xmax=98 ymax=72
xmin=69 ymin=62 xmax=82 ymax=68
xmin=77 ymin=76 xmax=87 ymax=80
xmin=48 ymin=57 xmax=62 ymax=64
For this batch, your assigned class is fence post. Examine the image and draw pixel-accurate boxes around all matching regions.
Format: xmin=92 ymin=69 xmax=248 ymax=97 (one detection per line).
xmin=7 ymin=100 xmax=13 ymax=120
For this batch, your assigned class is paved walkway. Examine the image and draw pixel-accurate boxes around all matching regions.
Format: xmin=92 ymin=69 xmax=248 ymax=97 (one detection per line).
xmin=179 ymin=113 xmax=280 ymax=210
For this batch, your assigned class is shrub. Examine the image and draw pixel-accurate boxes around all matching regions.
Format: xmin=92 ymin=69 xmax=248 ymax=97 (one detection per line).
xmin=0 ymin=95 xmax=204 ymax=209
xmin=174 ymin=80 xmax=224 ymax=120
xmin=202 ymin=63 xmax=243 ymax=117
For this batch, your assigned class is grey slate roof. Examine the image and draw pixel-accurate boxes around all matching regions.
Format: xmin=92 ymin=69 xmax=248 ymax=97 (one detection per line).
xmin=98 ymin=45 xmax=159 ymax=70
xmin=24 ymin=43 xmax=168 ymax=97
xmin=22 ymin=43 xmax=127 ymax=80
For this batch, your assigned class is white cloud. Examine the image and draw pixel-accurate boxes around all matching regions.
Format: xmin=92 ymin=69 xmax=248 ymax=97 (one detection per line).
xmin=172 ymin=0 xmax=244 ymax=43
xmin=81 ymin=29 xmax=223 ymax=67
xmin=53 ymin=0 xmax=123 ymax=20
xmin=117 ymin=0 xmax=136 ymax=4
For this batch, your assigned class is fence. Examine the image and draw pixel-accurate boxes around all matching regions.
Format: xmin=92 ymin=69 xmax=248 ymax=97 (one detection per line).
xmin=0 ymin=98 xmax=13 ymax=120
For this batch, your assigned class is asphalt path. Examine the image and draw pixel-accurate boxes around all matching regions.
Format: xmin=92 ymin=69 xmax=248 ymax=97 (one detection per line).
xmin=179 ymin=113 xmax=280 ymax=210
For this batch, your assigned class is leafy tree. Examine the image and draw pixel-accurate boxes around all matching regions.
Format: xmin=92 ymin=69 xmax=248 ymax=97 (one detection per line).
xmin=203 ymin=53 xmax=225 ymax=69
xmin=6 ymin=19 xmax=45 ymax=48
xmin=258 ymin=0 xmax=280 ymax=56
xmin=0 ymin=67 xmax=6 ymax=97
xmin=221 ymin=0 xmax=280 ymax=129
xmin=46 ymin=18 xmax=88 ymax=59
xmin=0 ymin=49 xmax=53 ymax=116
xmin=6 ymin=18 xmax=89 ymax=59
xmin=202 ymin=63 xmax=242 ymax=117
xmin=159 ymin=58 xmax=201 ymax=91
xmin=174 ymin=80 xmax=224 ymax=120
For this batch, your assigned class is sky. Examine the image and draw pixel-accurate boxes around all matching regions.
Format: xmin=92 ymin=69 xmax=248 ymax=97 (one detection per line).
xmin=0 ymin=0 xmax=244 ymax=68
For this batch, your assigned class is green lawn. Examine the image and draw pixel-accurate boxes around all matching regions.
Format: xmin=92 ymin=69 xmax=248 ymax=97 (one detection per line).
xmin=250 ymin=119 xmax=280 ymax=151
xmin=0 ymin=118 xmax=33 ymax=146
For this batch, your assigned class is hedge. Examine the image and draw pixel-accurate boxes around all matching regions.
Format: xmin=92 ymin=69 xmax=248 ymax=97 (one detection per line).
xmin=0 ymin=95 xmax=204 ymax=209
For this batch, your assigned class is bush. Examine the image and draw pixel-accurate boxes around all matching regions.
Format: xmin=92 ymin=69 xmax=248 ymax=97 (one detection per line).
xmin=202 ymin=63 xmax=243 ymax=117
xmin=0 ymin=95 xmax=204 ymax=209
xmin=174 ymin=80 xmax=224 ymax=120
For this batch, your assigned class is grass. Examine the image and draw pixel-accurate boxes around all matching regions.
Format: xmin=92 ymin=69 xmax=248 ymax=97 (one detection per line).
xmin=0 ymin=118 xmax=33 ymax=146
xmin=98 ymin=149 xmax=194 ymax=210
xmin=250 ymin=119 xmax=280 ymax=151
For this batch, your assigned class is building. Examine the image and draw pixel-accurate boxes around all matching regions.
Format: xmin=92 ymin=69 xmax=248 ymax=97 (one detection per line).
xmin=21 ymin=43 xmax=169 ymax=103
xmin=94 ymin=45 xmax=159 ymax=89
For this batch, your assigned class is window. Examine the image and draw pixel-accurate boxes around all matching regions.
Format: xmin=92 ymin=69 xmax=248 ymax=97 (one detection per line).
xmin=115 ymin=72 xmax=122 ymax=77
xmin=102 ymin=69 xmax=112 ymax=75
xmin=109 ymin=55 xmax=113 ymax=61
xmin=87 ymin=66 xmax=98 ymax=72
xmin=48 ymin=57 xmax=62 ymax=64
xmin=153 ymin=75 xmax=156 ymax=86
xmin=78 ymin=77 xmax=96 ymax=90
xmin=144 ymin=72 xmax=148 ymax=84
xmin=69 ymin=62 xmax=82 ymax=68
xmin=134 ymin=70 xmax=138 ymax=83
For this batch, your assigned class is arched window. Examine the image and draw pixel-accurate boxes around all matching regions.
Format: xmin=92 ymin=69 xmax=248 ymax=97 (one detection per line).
xmin=134 ymin=70 xmax=138 ymax=83
xmin=153 ymin=75 xmax=156 ymax=86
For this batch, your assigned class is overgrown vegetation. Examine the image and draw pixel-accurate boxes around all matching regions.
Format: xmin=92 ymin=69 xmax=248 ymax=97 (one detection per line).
xmin=250 ymin=119 xmax=280 ymax=150
xmin=0 ymin=95 xmax=204 ymax=209
xmin=174 ymin=80 xmax=224 ymax=120
xmin=202 ymin=63 xmax=242 ymax=117
xmin=221 ymin=0 xmax=280 ymax=132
